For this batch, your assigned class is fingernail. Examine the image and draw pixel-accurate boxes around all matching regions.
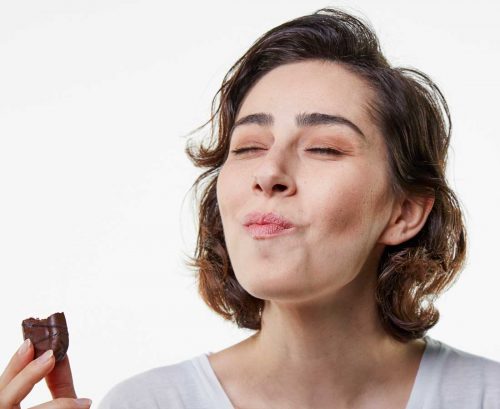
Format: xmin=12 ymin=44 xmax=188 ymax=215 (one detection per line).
xmin=75 ymin=398 xmax=92 ymax=407
xmin=17 ymin=339 xmax=31 ymax=355
xmin=37 ymin=349 xmax=53 ymax=364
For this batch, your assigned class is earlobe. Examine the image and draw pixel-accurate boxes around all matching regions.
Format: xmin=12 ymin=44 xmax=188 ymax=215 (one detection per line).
xmin=379 ymin=195 xmax=435 ymax=246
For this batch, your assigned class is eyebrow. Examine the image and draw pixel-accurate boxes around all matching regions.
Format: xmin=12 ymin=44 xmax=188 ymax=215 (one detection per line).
xmin=230 ymin=112 xmax=367 ymax=141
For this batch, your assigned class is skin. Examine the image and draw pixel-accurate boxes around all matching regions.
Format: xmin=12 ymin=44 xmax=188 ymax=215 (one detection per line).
xmin=213 ymin=59 xmax=434 ymax=409
xmin=0 ymin=339 xmax=91 ymax=408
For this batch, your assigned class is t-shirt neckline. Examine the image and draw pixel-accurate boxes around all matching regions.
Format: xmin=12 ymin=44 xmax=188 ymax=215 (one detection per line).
xmin=404 ymin=335 xmax=442 ymax=409
xmin=197 ymin=335 xmax=440 ymax=409
xmin=194 ymin=351 xmax=237 ymax=408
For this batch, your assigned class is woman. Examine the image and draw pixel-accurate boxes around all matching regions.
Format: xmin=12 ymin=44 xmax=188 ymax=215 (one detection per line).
xmin=1 ymin=7 xmax=499 ymax=409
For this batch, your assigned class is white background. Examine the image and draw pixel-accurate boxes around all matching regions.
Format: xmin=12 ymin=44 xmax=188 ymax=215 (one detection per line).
xmin=1 ymin=0 xmax=499 ymax=407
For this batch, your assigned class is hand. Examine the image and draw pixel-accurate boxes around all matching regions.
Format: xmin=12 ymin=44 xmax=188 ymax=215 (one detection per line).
xmin=0 ymin=339 xmax=92 ymax=408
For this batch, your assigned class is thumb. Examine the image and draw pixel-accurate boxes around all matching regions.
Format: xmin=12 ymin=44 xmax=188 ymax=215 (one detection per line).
xmin=44 ymin=353 xmax=77 ymax=399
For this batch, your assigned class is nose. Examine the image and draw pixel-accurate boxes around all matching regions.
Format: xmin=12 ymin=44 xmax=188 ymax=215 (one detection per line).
xmin=252 ymin=151 xmax=296 ymax=197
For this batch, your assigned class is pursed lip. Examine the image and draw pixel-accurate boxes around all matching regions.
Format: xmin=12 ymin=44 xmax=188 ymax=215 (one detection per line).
xmin=242 ymin=211 xmax=295 ymax=228
xmin=244 ymin=223 xmax=297 ymax=239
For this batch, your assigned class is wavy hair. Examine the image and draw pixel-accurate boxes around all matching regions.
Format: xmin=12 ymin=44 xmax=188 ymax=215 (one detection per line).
xmin=182 ymin=7 xmax=467 ymax=343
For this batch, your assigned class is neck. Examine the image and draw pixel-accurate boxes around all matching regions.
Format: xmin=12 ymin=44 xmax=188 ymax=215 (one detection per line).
xmin=234 ymin=273 xmax=426 ymax=408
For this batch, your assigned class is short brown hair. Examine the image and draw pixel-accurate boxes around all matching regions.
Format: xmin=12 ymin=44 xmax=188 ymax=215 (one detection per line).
xmin=183 ymin=7 xmax=467 ymax=343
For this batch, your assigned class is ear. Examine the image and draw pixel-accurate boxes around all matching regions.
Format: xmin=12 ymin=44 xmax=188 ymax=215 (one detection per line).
xmin=378 ymin=194 xmax=435 ymax=246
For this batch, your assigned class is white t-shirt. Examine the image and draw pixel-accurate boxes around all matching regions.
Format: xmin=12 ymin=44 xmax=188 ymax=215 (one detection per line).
xmin=97 ymin=335 xmax=500 ymax=409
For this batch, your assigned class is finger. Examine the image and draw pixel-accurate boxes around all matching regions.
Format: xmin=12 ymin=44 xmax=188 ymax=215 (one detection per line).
xmin=0 ymin=349 xmax=55 ymax=407
xmin=44 ymin=353 xmax=77 ymax=399
xmin=28 ymin=397 xmax=92 ymax=409
xmin=0 ymin=339 xmax=35 ymax=390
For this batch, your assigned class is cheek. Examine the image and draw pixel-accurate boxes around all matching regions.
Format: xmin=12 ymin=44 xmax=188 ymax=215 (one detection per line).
xmin=216 ymin=168 xmax=231 ymax=230
xmin=319 ymin=185 xmax=364 ymax=236
xmin=216 ymin=165 xmax=247 ymax=247
xmin=217 ymin=161 xmax=256 ymax=208
xmin=309 ymin=165 xmax=388 ymax=238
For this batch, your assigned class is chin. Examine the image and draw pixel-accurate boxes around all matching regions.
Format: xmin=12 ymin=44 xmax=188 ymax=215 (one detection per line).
xmin=236 ymin=275 xmax=312 ymax=302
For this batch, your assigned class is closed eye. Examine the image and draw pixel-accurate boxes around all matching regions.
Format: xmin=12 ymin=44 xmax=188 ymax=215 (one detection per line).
xmin=230 ymin=147 xmax=262 ymax=155
xmin=230 ymin=147 xmax=343 ymax=155
xmin=306 ymin=147 xmax=343 ymax=156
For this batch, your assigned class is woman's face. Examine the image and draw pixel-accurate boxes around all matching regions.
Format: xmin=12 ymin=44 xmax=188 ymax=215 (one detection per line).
xmin=216 ymin=59 xmax=396 ymax=304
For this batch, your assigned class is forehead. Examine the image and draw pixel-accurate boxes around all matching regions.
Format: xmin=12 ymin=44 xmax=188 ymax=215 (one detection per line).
xmin=236 ymin=60 xmax=375 ymax=125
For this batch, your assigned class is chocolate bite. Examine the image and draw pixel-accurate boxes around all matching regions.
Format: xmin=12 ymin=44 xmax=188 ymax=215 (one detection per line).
xmin=22 ymin=312 xmax=69 ymax=362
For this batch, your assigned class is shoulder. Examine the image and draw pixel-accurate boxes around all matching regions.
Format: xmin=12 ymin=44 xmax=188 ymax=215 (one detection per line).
xmin=426 ymin=337 xmax=500 ymax=406
xmin=97 ymin=356 xmax=204 ymax=409
xmin=437 ymin=338 xmax=500 ymax=381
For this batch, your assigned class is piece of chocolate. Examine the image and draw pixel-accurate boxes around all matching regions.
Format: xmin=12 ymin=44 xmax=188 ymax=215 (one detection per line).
xmin=22 ymin=312 xmax=69 ymax=362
